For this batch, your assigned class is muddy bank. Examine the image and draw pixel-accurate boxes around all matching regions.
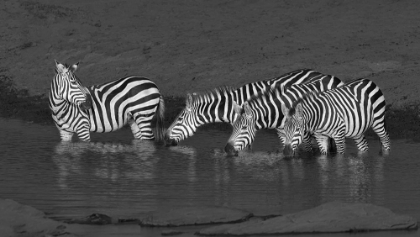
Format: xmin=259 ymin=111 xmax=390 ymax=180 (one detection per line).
xmin=0 ymin=198 xmax=417 ymax=237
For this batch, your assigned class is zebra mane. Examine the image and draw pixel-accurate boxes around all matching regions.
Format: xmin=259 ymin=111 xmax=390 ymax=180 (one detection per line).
xmin=190 ymin=86 xmax=236 ymax=102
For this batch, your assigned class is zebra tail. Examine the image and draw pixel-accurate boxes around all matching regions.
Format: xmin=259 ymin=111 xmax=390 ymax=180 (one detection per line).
xmin=153 ymin=95 xmax=165 ymax=143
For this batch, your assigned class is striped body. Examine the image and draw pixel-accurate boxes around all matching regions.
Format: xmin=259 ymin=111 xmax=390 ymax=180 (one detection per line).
xmin=282 ymin=78 xmax=390 ymax=156
xmin=224 ymin=75 xmax=344 ymax=155
xmin=165 ymin=69 xmax=328 ymax=146
xmin=49 ymin=62 xmax=165 ymax=142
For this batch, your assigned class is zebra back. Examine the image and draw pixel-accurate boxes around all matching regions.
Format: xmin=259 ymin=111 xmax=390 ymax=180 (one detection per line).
xmin=280 ymin=74 xmax=345 ymax=109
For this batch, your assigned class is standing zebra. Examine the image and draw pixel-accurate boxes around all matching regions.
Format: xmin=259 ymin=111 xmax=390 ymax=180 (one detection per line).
xmin=49 ymin=61 xmax=165 ymax=142
xmin=224 ymin=75 xmax=344 ymax=155
xmin=165 ymin=69 xmax=331 ymax=146
xmin=281 ymin=78 xmax=390 ymax=156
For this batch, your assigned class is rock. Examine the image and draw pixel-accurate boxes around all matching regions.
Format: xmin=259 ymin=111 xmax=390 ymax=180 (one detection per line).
xmin=0 ymin=199 xmax=68 ymax=237
xmin=197 ymin=201 xmax=418 ymax=236
xmin=139 ymin=206 xmax=253 ymax=227
xmin=68 ymin=213 xmax=113 ymax=225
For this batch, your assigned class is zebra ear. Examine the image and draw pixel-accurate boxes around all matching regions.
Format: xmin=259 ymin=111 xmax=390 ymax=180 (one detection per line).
xmin=232 ymin=101 xmax=243 ymax=115
xmin=186 ymin=93 xmax=193 ymax=107
xmin=70 ymin=62 xmax=79 ymax=72
xmin=55 ymin=60 xmax=66 ymax=74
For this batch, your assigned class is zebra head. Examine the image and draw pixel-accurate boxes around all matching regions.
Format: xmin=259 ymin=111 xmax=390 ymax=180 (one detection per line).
xmin=165 ymin=93 xmax=198 ymax=146
xmin=52 ymin=61 xmax=92 ymax=111
xmin=224 ymin=101 xmax=256 ymax=156
xmin=281 ymin=103 xmax=305 ymax=157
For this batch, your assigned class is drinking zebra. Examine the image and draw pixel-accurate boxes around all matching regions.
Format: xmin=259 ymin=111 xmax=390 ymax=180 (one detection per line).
xmin=281 ymin=78 xmax=390 ymax=156
xmin=165 ymin=69 xmax=332 ymax=146
xmin=224 ymin=75 xmax=344 ymax=155
xmin=49 ymin=61 xmax=165 ymax=142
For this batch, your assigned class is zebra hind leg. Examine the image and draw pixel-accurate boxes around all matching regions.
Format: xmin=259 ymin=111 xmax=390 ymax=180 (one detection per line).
xmin=371 ymin=120 xmax=391 ymax=156
xmin=353 ymin=135 xmax=369 ymax=156
xmin=132 ymin=113 xmax=155 ymax=140
xmin=129 ymin=119 xmax=142 ymax=139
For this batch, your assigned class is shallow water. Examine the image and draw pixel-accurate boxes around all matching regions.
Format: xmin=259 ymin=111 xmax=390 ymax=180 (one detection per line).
xmin=0 ymin=118 xmax=419 ymax=236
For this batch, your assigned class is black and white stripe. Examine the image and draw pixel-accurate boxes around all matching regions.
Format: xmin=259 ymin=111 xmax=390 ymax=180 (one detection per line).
xmin=49 ymin=61 xmax=165 ymax=142
xmin=281 ymin=78 xmax=390 ymax=156
xmin=165 ymin=69 xmax=328 ymax=146
xmin=224 ymin=75 xmax=344 ymax=155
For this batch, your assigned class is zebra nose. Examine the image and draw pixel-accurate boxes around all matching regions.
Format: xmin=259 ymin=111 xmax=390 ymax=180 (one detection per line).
xmin=283 ymin=144 xmax=294 ymax=157
xmin=165 ymin=138 xmax=178 ymax=147
xmin=224 ymin=143 xmax=238 ymax=156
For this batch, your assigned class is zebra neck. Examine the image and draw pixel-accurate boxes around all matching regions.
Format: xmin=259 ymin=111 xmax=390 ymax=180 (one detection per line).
xmin=251 ymin=98 xmax=283 ymax=129
xmin=194 ymin=90 xmax=237 ymax=124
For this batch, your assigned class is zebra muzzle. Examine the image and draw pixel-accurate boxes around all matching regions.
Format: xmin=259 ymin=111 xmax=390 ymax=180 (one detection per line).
xmin=283 ymin=144 xmax=295 ymax=157
xmin=165 ymin=138 xmax=178 ymax=146
xmin=224 ymin=143 xmax=239 ymax=156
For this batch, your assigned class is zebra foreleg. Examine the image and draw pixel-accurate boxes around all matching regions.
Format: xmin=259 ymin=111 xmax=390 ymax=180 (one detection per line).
xmin=75 ymin=124 xmax=91 ymax=142
xmin=314 ymin=134 xmax=330 ymax=155
xmin=301 ymin=132 xmax=314 ymax=153
xmin=332 ymin=136 xmax=346 ymax=154
xmin=59 ymin=129 xmax=74 ymax=142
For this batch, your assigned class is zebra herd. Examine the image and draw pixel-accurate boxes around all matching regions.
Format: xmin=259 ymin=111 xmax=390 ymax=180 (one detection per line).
xmin=49 ymin=61 xmax=391 ymax=157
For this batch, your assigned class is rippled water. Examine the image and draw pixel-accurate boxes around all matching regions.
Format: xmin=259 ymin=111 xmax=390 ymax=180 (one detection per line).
xmin=0 ymin=118 xmax=419 ymax=236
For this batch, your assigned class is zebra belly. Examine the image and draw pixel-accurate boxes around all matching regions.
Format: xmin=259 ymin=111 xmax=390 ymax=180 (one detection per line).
xmin=87 ymin=105 xmax=129 ymax=133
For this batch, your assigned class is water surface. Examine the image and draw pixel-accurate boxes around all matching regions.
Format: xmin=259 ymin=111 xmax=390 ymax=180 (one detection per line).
xmin=0 ymin=118 xmax=418 ymax=236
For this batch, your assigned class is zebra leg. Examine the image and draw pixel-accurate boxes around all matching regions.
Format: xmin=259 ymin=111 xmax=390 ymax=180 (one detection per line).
xmin=371 ymin=122 xmax=391 ymax=156
xmin=301 ymin=132 xmax=313 ymax=153
xmin=59 ymin=129 xmax=74 ymax=142
xmin=128 ymin=119 xmax=142 ymax=139
xmin=378 ymin=132 xmax=391 ymax=156
xmin=76 ymin=127 xmax=91 ymax=142
xmin=276 ymin=128 xmax=286 ymax=146
xmin=332 ymin=136 xmax=346 ymax=154
xmin=132 ymin=113 xmax=155 ymax=140
xmin=353 ymin=135 xmax=369 ymax=155
xmin=314 ymin=134 xmax=330 ymax=155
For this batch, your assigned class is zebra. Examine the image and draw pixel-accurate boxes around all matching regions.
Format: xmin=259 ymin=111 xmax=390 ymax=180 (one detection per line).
xmin=49 ymin=61 xmax=165 ymax=142
xmin=165 ymin=68 xmax=331 ymax=146
xmin=224 ymin=75 xmax=344 ymax=155
xmin=281 ymin=78 xmax=390 ymax=156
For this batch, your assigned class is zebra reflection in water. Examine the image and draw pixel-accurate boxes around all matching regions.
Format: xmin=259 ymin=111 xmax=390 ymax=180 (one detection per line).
xmin=52 ymin=141 xmax=198 ymax=189
xmin=52 ymin=140 xmax=159 ymax=189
